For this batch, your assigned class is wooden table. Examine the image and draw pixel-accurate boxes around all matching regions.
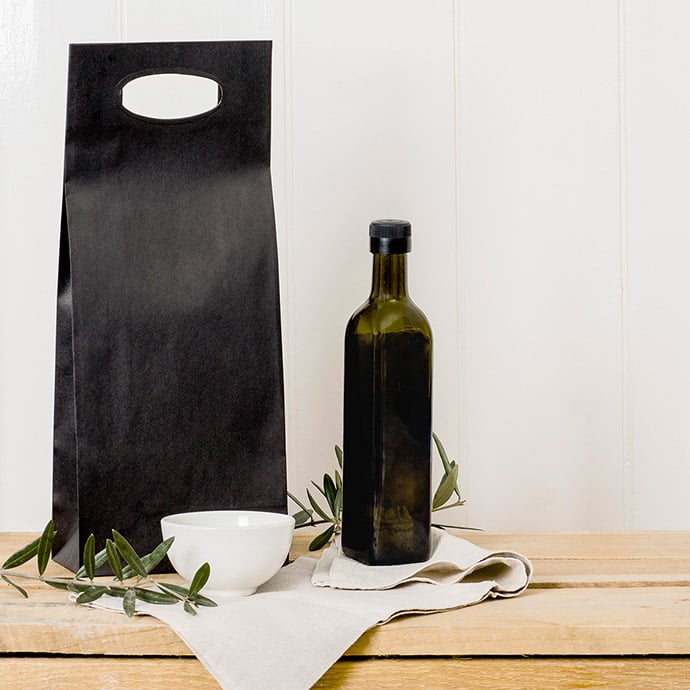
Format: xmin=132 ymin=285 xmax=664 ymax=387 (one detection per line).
xmin=1 ymin=531 xmax=689 ymax=689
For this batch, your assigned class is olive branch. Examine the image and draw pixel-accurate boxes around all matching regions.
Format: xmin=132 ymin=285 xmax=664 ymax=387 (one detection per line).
xmin=1 ymin=522 xmax=216 ymax=616
xmin=288 ymin=432 xmax=476 ymax=551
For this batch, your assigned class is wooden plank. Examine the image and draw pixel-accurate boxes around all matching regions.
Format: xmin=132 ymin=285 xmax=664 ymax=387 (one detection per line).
xmin=347 ymin=587 xmax=690 ymax=657
xmin=3 ymin=533 xmax=690 ymax=657
xmin=4 ymin=530 xmax=690 ymax=563
xmin=460 ymin=531 xmax=690 ymax=558
xmin=0 ymin=589 xmax=190 ymax=656
xmin=316 ymin=657 xmax=690 ymax=689
xmin=3 ymin=656 xmax=690 ymax=690
xmin=0 ymin=657 xmax=219 ymax=690
xmin=2 ymin=585 xmax=690 ymax=657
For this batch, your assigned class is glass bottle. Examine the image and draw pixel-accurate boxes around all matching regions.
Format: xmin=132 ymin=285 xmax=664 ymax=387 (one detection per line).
xmin=341 ymin=219 xmax=432 ymax=565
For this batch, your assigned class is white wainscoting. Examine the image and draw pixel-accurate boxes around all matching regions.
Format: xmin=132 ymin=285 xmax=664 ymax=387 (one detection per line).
xmin=1 ymin=0 xmax=689 ymax=531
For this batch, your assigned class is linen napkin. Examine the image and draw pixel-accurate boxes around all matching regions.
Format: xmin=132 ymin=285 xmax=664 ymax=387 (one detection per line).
xmin=312 ymin=528 xmax=532 ymax=595
xmin=85 ymin=530 xmax=532 ymax=690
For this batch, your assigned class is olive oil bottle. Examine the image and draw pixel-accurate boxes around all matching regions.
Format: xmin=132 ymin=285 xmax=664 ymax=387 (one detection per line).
xmin=341 ymin=219 xmax=432 ymax=565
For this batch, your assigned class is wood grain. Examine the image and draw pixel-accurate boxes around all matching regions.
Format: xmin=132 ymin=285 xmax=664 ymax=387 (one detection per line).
xmin=316 ymin=657 xmax=690 ymax=689
xmin=4 ymin=656 xmax=690 ymax=690
xmin=3 ymin=531 xmax=690 ymax=688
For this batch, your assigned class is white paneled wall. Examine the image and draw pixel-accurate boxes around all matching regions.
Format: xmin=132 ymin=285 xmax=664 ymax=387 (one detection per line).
xmin=458 ymin=0 xmax=624 ymax=530
xmin=626 ymin=0 xmax=690 ymax=528
xmin=1 ymin=0 xmax=689 ymax=531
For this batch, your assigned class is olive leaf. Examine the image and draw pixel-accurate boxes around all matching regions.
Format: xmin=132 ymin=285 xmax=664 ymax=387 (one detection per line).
xmin=1 ymin=524 xmax=216 ymax=617
xmin=306 ymin=488 xmax=332 ymax=523
xmin=433 ymin=433 xmax=463 ymax=504
xmin=2 ymin=574 xmax=28 ymax=598
xmin=142 ymin=537 xmax=175 ymax=574
xmin=123 ymin=588 xmax=137 ymax=617
xmin=188 ymin=562 xmax=211 ymax=599
xmin=288 ymin=434 xmax=474 ymax=551
xmin=111 ymin=530 xmax=147 ymax=578
xmin=42 ymin=577 xmax=73 ymax=591
xmin=104 ymin=587 xmax=126 ymax=598
xmin=2 ymin=536 xmax=40 ymax=570
xmin=190 ymin=592 xmax=218 ymax=608
xmin=432 ymin=462 xmax=459 ymax=510
xmin=156 ymin=581 xmax=188 ymax=601
xmin=76 ymin=585 xmax=109 ymax=605
xmin=82 ymin=534 xmax=96 ymax=581
xmin=292 ymin=509 xmax=313 ymax=526
xmin=322 ymin=474 xmax=338 ymax=515
xmin=36 ymin=520 xmax=56 ymax=576
xmin=309 ymin=524 xmax=335 ymax=551
xmin=76 ymin=544 xmax=108 ymax=579
xmin=120 ymin=536 xmax=174 ymax=579
xmin=106 ymin=538 xmax=124 ymax=582
xmin=134 ymin=588 xmax=179 ymax=605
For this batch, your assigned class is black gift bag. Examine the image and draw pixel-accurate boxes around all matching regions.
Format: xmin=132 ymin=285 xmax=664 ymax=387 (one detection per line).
xmin=52 ymin=41 xmax=287 ymax=571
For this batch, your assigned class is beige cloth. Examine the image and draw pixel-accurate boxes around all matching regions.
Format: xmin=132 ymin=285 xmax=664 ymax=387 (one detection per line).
xmin=87 ymin=529 xmax=532 ymax=690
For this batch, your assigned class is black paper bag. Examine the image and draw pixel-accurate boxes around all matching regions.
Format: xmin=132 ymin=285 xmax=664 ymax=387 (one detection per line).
xmin=52 ymin=41 xmax=287 ymax=572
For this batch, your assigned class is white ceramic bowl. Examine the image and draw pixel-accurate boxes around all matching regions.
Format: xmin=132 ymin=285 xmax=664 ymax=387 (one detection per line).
xmin=160 ymin=510 xmax=295 ymax=597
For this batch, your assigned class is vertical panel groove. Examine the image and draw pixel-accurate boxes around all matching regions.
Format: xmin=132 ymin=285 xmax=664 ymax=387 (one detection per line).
xmin=282 ymin=0 xmax=297 ymax=485
xmin=453 ymin=0 xmax=470 ymax=518
xmin=117 ymin=0 xmax=127 ymax=41
xmin=618 ymin=0 xmax=634 ymax=529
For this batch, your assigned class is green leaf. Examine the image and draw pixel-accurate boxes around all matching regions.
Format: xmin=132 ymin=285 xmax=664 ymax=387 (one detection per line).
xmin=188 ymin=562 xmax=211 ymax=598
xmin=190 ymin=592 xmax=218 ymax=607
xmin=134 ymin=588 xmax=179 ymax=605
xmin=76 ymin=546 xmax=108 ymax=579
xmin=123 ymin=587 xmax=137 ymax=617
xmin=121 ymin=536 xmax=174 ymax=578
xmin=431 ymin=522 xmax=483 ymax=531
xmin=106 ymin=539 xmax=124 ymax=582
xmin=335 ymin=445 xmax=343 ymax=469
xmin=183 ymin=600 xmax=198 ymax=616
xmin=142 ymin=536 xmax=174 ymax=574
xmin=156 ymin=582 xmax=188 ymax=600
xmin=309 ymin=524 xmax=335 ymax=551
xmin=433 ymin=432 xmax=452 ymax=473
xmin=42 ymin=577 xmax=73 ymax=591
xmin=306 ymin=488 xmax=331 ymax=522
xmin=311 ymin=480 xmax=328 ymax=501
xmin=82 ymin=534 xmax=96 ymax=581
xmin=75 ymin=585 xmax=108 ymax=605
xmin=2 ymin=574 xmax=28 ymax=598
xmin=36 ymin=520 xmax=56 ymax=576
xmin=335 ymin=469 xmax=343 ymax=491
xmin=287 ymin=490 xmax=312 ymax=516
xmin=323 ymin=473 xmax=337 ymax=514
xmin=433 ymin=433 xmax=462 ymax=501
xmin=1 ymin=537 xmax=39 ymax=569
xmin=432 ymin=463 xmax=459 ymax=510
xmin=112 ymin=530 xmax=147 ymax=578
xmin=292 ymin=509 xmax=313 ymax=526
xmin=333 ymin=486 xmax=343 ymax=522
xmin=94 ymin=547 xmax=109 ymax=571
xmin=67 ymin=581 xmax=104 ymax=594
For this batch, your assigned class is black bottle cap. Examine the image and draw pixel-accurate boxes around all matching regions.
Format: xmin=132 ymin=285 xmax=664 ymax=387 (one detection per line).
xmin=369 ymin=219 xmax=412 ymax=254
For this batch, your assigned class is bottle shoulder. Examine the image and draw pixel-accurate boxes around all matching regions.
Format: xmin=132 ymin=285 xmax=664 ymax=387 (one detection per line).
xmin=346 ymin=297 xmax=432 ymax=338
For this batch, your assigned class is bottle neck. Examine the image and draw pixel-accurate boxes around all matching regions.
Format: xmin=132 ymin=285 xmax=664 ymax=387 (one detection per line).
xmin=370 ymin=253 xmax=408 ymax=300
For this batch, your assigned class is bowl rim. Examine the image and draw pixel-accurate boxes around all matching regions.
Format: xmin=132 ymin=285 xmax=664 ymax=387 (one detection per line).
xmin=160 ymin=509 xmax=295 ymax=530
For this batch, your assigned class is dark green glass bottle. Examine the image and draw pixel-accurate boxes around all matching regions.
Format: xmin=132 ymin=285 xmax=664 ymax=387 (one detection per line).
xmin=341 ymin=219 xmax=432 ymax=565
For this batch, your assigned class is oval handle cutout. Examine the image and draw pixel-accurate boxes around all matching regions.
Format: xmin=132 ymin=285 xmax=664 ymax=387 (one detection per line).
xmin=121 ymin=73 xmax=221 ymax=121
